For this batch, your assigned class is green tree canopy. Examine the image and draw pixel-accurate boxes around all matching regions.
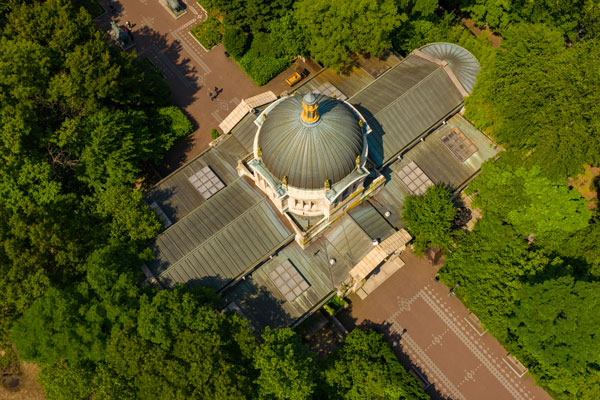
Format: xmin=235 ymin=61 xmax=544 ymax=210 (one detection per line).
xmin=402 ymin=184 xmax=457 ymax=254
xmin=440 ymin=216 xmax=554 ymax=339
xmin=254 ymin=327 xmax=315 ymax=400
xmin=295 ymin=0 xmax=403 ymax=70
xmin=510 ymin=276 xmax=600 ymax=399
xmin=318 ymin=329 xmax=428 ymax=400
xmin=458 ymin=0 xmax=600 ymax=40
xmin=469 ymin=162 xmax=591 ymax=247
xmin=9 ymin=243 xmax=142 ymax=366
xmin=105 ymin=286 xmax=257 ymax=400
xmin=0 ymin=0 xmax=191 ymax=325
xmin=465 ymin=24 xmax=600 ymax=179
xmin=223 ymin=26 xmax=248 ymax=58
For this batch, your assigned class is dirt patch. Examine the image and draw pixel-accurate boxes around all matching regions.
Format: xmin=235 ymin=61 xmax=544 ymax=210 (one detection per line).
xmin=461 ymin=18 xmax=503 ymax=48
xmin=568 ymin=164 xmax=600 ymax=209
xmin=0 ymin=362 xmax=45 ymax=400
xmin=304 ymin=321 xmax=344 ymax=359
xmin=460 ymin=192 xmax=482 ymax=231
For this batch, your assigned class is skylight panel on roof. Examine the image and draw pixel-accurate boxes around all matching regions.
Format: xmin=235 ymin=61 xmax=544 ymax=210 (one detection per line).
xmin=441 ymin=128 xmax=478 ymax=162
xmin=188 ymin=166 xmax=225 ymax=199
xmin=397 ymin=161 xmax=433 ymax=195
xmin=268 ymin=260 xmax=310 ymax=302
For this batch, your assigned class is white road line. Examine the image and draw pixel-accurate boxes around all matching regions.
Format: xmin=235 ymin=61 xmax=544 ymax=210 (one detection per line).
xmin=402 ymin=332 xmax=466 ymax=400
xmin=171 ymin=29 xmax=212 ymax=74
xmin=147 ymin=44 xmax=193 ymax=88
xmin=420 ymin=290 xmax=526 ymax=400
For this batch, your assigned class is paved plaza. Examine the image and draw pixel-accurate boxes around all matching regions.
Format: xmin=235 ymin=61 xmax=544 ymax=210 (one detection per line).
xmin=95 ymin=0 xmax=320 ymax=174
xmin=340 ymin=251 xmax=553 ymax=400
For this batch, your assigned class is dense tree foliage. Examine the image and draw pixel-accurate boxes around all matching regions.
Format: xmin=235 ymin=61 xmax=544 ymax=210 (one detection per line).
xmin=295 ymin=0 xmax=401 ymax=70
xmin=223 ymin=26 xmax=248 ymax=58
xmin=469 ymin=162 xmax=591 ymax=247
xmin=0 ymin=0 xmax=191 ymax=328
xmin=510 ymin=277 xmax=600 ymax=399
xmin=402 ymin=185 xmax=457 ymax=254
xmin=440 ymin=18 xmax=600 ymax=396
xmin=254 ymin=327 xmax=315 ymax=400
xmin=439 ymin=6 xmax=600 ymax=397
xmin=465 ymin=24 xmax=600 ymax=179
xmin=317 ymin=329 xmax=429 ymax=400
xmin=105 ymin=287 xmax=258 ymax=399
xmin=0 ymin=0 xmax=191 ymax=387
xmin=453 ymin=0 xmax=600 ymax=40
xmin=441 ymin=216 xmax=553 ymax=339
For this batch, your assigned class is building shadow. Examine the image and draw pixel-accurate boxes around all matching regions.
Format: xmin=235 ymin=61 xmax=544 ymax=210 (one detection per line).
xmin=353 ymin=103 xmax=385 ymax=167
xmin=223 ymin=276 xmax=293 ymax=332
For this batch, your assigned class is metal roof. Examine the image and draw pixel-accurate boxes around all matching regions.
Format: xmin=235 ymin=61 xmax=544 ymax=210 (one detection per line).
xmin=347 ymin=202 xmax=395 ymax=242
xmin=147 ymin=177 xmax=293 ymax=290
xmin=224 ymin=212 xmax=375 ymax=329
xmin=419 ymin=42 xmax=480 ymax=94
xmin=369 ymin=114 xmax=500 ymax=229
xmin=351 ymin=49 xmax=471 ymax=167
xmin=258 ymin=94 xmax=364 ymax=189
xmin=146 ymin=143 xmax=243 ymax=224
xmin=231 ymin=112 xmax=260 ymax=154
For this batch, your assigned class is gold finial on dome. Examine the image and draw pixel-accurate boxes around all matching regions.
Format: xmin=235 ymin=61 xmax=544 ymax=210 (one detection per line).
xmin=301 ymin=93 xmax=320 ymax=124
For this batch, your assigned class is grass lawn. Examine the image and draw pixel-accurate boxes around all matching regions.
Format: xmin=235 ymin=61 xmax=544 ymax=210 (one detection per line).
xmin=73 ymin=0 xmax=105 ymax=18
xmin=190 ymin=15 xmax=223 ymax=50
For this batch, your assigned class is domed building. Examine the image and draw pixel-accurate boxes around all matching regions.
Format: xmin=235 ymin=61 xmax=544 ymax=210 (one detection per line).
xmin=242 ymin=93 xmax=380 ymax=247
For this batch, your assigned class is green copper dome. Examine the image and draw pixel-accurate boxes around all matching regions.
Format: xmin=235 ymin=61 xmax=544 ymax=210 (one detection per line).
xmin=419 ymin=42 xmax=480 ymax=94
xmin=258 ymin=94 xmax=364 ymax=190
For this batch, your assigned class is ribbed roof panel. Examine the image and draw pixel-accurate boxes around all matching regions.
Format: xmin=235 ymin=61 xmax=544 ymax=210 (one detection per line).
xmin=419 ymin=42 xmax=480 ymax=93
xmin=258 ymin=94 xmax=363 ymax=189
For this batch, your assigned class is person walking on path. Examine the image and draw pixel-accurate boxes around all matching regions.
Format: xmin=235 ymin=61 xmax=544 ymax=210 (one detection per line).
xmin=125 ymin=21 xmax=131 ymax=28
xmin=208 ymin=91 xmax=215 ymax=101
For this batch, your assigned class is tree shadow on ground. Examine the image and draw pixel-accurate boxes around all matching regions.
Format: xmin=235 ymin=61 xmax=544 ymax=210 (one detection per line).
xmin=132 ymin=25 xmax=201 ymax=109
xmin=336 ymin=306 xmax=452 ymax=400
xmin=94 ymin=10 xmax=201 ymax=172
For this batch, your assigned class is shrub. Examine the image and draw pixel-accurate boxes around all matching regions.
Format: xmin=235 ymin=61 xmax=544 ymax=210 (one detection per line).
xmin=210 ymin=128 xmax=220 ymax=140
xmin=191 ymin=16 xmax=222 ymax=50
xmin=153 ymin=106 xmax=193 ymax=152
xmin=223 ymin=26 xmax=248 ymax=59
xmin=402 ymin=184 xmax=457 ymax=255
xmin=236 ymin=32 xmax=291 ymax=86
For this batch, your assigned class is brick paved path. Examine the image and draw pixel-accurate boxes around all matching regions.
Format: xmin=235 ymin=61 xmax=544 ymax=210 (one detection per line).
xmin=95 ymin=0 xmax=319 ymax=174
xmin=341 ymin=250 xmax=553 ymax=400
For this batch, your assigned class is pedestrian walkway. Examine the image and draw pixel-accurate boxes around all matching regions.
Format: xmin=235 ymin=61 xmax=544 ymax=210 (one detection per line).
xmin=95 ymin=0 xmax=319 ymax=174
xmin=339 ymin=250 xmax=552 ymax=400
